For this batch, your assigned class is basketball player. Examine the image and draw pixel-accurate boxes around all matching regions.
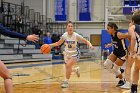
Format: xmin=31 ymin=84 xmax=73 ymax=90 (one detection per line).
xmin=119 ymin=22 xmax=134 ymax=89
xmin=120 ymin=10 xmax=140 ymax=90
xmin=49 ymin=21 xmax=94 ymax=88
xmin=126 ymin=14 xmax=140 ymax=93
xmin=104 ymin=22 xmax=129 ymax=87
xmin=0 ymin=24 xmax=39 ymax=93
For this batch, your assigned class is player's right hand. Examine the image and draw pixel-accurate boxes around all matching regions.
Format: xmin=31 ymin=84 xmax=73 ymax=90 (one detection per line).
xmin=26 ymin=34 xmax=39 ymax=42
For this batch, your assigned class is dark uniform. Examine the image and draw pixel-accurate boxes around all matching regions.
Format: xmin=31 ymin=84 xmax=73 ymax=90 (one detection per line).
xmin=134 ymin=24 xmax=140 ymax=54
xmin=111 ymin=31 xmax=127 ymax=61
xmin=0 ymin=24 xmax=27 ymax=39
xmin=130 ymin=24 xmax=140 ymax=93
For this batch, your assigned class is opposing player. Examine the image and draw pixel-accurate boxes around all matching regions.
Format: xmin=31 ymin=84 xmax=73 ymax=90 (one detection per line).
xmin=104 ymin=22 xmax=129 ymax=87
xmin=120 ymin=9 xmax=140 ymax=90
xmin=0 ymin=24 xmax=39 ymax=93
xmin=127 ymin=14 xmax=140 ymax=93
xmin=49 ymin=21 xmax=94 ymax=88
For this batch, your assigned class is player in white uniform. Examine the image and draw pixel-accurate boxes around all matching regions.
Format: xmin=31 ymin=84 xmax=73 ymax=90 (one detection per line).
xmin=49 ymin=21 xmax=93 ymax=88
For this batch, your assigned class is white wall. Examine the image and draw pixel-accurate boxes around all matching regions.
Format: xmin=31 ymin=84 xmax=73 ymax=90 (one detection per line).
xmin=2 ymin=0 xmax=124 ymax=21
xmin=46 ymin=0 xmax=106 ymax=21
xmin=46 ymin=0 xmax=126 ymax=23
xmin=92 ymin=0 xmax=105 ymax=21
xmin=46 ymin=0 xmax=55 ymax=20
xmin=69 ymin=0 xmax=77 ymax=21
xmin=76 ymin=29 xmax=101 ymax=39
xmin=25 ymin=0 xmax=43 ymax=14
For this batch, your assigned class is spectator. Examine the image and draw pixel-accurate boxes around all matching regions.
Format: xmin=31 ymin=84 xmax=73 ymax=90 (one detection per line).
xmin=43 ymin=32 xmax=52 ymax=44
xmin=16 ymin=16 xmax=23 ymax=33
xmin=31 ymin=25 xmax=42 ymax=37
xmin=31 ymin=25 xmax=42 ymax=49
xmin=51 ymin=33 xmax=62 ymax=54
xmin=51 ymin=33 xmax=58 ymax=43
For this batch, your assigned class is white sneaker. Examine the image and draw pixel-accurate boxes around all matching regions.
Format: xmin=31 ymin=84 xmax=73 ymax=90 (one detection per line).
xmin=75 ymin=67 xmax=80 ymax=77
xmin=61 ymin=81 xmax=69 ymax=88
xmin=120 ymin=81 xmax=130 ymax=89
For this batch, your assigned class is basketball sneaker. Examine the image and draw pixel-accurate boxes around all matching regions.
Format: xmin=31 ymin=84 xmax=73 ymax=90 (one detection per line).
xmin=61 ymin=81 xmax=69 ymax=88
xmin=120 ymin=81 xmax=130 ymax=89
xmin=75 ymin=67 xmax=80 ymax=77
xmin=116 ymin=79 xmax=125 ymax=87
xmin=131 ymin=84 xmax=137 ymax=93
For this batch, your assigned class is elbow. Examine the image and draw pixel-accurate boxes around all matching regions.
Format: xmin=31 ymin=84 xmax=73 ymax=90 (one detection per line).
xmin=55 ymin=42 xmax=60 ymax=46
xmin=84 ymin=40 xmax=88 ymax=44
xmin=131 ymin=37 xmax=136 ymax=42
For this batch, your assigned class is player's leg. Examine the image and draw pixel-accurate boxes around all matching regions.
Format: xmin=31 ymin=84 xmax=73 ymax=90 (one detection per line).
xmin=72 ymin=66 xmax=80 ymax=77
xmin=131 ymin=57 xmax=140 ymax=93
xmin=72 ymin=54 xmax=80 ymax=77
xmin=113 ymin=58 xmax=125 ymax=87
xmin=120 ymin=55 xmax=134 ymax=89
xmin=0 ymin=60 xmax=13 ymax=93
xmin=131 ymin=65 xmax=139 ymax=93
xmin=61 ymin=57 xmax=77 ymax=88
xmin=66 ymin=57 xmax=77 ymax=79
xmin=104 ymin=52 xmax=117 ymax=70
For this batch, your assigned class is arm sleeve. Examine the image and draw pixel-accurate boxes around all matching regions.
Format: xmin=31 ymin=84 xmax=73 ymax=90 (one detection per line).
xmin=0 ymin=24 xmax=27 ymax=39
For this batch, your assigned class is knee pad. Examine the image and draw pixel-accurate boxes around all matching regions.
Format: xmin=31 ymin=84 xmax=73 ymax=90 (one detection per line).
xmin=112 ymin=63 xmax=121 ymax=76
xmin=104 ymin=59 xmax=113 ymax=69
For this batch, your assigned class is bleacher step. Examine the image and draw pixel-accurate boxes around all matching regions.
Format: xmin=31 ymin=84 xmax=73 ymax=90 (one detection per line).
xmin=22 ymin=49 xmax=41 ymax=54
xmin=4 ymin=58 xmax=52 ymax=64
xmin=0 ymin=44 xmax=35 ymax=49
xmin=32 ymin=54 xmax=52 ymax=59
xmin=0 ymin=34 xmax=53 ymax=64
xmin=0 ymin=54 xmax=23 ymax=60
xmin=14 ymin=44 xmax=35 ymax=49
xmin=5 ymin=39 xmax=26 ymax=44
xmin=0 ymin=49 xmax=13 ymax=54
xmin=0 ymin=39 xmax=26 ymax=44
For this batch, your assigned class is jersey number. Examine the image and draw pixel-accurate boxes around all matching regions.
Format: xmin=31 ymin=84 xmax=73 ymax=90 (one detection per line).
xmin=68 ymin=44 xmax=72 ymax=48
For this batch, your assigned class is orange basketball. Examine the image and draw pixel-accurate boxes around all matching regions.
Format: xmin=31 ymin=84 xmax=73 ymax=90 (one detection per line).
xmin=40 ymin=44 xmax=51 ymax=54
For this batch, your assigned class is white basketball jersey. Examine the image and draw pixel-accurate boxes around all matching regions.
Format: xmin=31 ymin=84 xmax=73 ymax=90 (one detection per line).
xmin=61 ymin=32 xmax=83 ymax=53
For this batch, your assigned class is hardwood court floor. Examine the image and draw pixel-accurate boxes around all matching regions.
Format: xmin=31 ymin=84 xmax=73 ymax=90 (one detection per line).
xmin=0 ymin=59 xmax=139 ymax=93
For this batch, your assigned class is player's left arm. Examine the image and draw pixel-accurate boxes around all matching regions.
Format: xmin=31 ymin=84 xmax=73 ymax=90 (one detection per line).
xmin=128 ymin=25 xmax=136 ymax=55
xmin=77 ymin=35 xmax=93 ymax=49
xmin=117 ymin=32 xmax=130 ymax=39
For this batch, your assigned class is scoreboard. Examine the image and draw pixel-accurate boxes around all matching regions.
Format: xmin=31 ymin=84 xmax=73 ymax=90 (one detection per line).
xmin=123 ymin=0 xmax=140 ymax=14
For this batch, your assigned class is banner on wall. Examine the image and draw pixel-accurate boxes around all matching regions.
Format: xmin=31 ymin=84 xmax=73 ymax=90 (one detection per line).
xmin=55 ymin=0 xmax=67 ymax=21
xmin=78 ymin=0 xmax=91 ymax=21
xmin=123 ymin=0 xmax=140 ymax=15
